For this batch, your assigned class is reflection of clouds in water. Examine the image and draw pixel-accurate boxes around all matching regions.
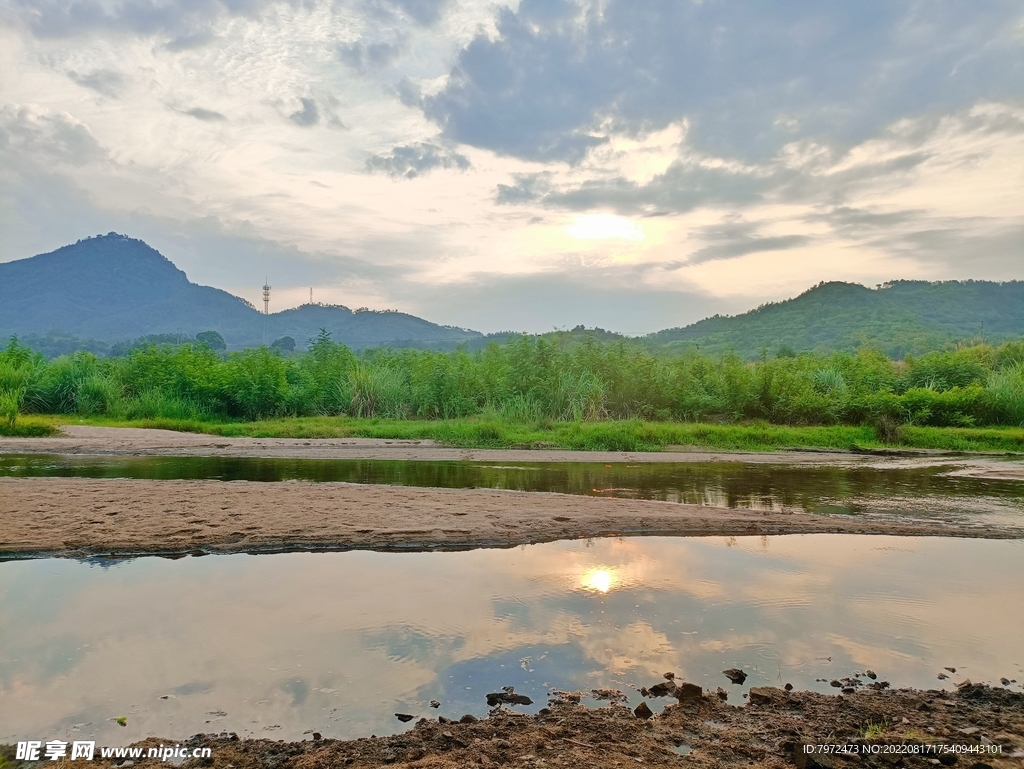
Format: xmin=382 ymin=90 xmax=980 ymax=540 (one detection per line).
xmin=1 ymin=536 xmax=1022 ymax=744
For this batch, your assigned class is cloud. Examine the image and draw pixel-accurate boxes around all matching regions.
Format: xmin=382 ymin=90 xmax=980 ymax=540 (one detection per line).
xmin=365 ymin=142 xmax=470 ymax=179
xmin=424 ymin=0 xmax=1024 ymax=163
xmin=67 ymin=69 xmax=127 ymax=98
xmin=680 ymin=217 xmax=813 ymax=266
xmin=183 ymin=107 xmax=227 ymax=121
xmin=289 ymin=98 xmax=320 ymax=127
xmin=12 ymin=0 xmax=286 ymax=41
xmin=338 ymin=40 xmax=403 ymax=74
xmin=368 ymin=0 xmax=449 ymax=26
xmin=0 ymin=106 xmax=106 ymax=166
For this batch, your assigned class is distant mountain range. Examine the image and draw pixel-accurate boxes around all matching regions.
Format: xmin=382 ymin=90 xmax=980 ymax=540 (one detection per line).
xmin=644 ymin=279 xmax=1024 ymax=358
xmin=1 ymin=234 xmax=1020 ymax=359
xmin=0 ymin=234 xmax=480 ymax=352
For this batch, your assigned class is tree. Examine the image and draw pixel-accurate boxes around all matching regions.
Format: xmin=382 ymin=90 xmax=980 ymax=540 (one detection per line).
xmin=271 ymin=336 xmax=296 ymax=352
xmin=195 ymin=330 xmax=226 ymax=350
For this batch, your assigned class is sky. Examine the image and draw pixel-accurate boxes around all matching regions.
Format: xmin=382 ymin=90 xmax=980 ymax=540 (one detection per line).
xmin=1 ymin=0 xmax=1022 ymax=334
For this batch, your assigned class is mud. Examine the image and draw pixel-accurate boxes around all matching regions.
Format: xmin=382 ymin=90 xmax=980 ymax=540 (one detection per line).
xmin=7 ymin=682 xmax=1020 ymax=769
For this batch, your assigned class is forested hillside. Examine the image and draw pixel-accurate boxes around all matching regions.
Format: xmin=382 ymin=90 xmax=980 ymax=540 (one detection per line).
xmin=647 ymin=280 xmax=1024 ymax=358
xmin=0 ymin=234 xmax=480 ymax=351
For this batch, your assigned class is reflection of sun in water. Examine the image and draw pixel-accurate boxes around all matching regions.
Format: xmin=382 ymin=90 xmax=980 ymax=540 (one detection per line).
xmin=580 ymin=567 xmax=618 ymax=593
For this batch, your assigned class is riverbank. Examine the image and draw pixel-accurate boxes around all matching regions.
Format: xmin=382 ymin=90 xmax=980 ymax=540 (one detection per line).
xmin=3 ymin=426 xmax=1023 ymax=559
xmin=8 ymin=682 xmax=1021 ymax=769
xmin=3 ymin=472 xmax=1022 ymax=560
xmin=8 ymin=415 xmax=1024 ymax=453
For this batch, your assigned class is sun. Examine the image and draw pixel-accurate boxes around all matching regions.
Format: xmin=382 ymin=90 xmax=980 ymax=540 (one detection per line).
xmin=580 ymin=567 xmax=617 ymax=594
xmin=566 ymin=214 xmax=644 ymax=241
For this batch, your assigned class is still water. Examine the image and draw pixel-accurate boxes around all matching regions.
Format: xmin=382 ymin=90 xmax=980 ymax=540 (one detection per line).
xmin=2 ymin=454 xmax=1023 ymax=530
xmin=2 ymin=535 xmax=1022 ymax=744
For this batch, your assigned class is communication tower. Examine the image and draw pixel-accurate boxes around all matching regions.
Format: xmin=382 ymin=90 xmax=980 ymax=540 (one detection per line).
xmin=262 ymin=280 xmax=271 ymax=346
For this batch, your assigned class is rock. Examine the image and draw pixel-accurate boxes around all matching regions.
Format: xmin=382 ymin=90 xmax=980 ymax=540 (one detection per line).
xmin=460 ymin=714 xmax=478 ymax=724
xmin=722 ymin=668 xmax=748 ymax=685
xmin=395 ymin=713 xmax=415 ymax=723
xmin=674 ymin=683 xmax=703 ymax=703
xmin=716 ymin=687 xmax=728 ymax=701
xmin=663 ymin=672 xmax=675 ymax=680
xmin=938 ymin=673 xmax=949 ymax=680
xmin=647 ymin=681 xmax=677 ymax=697
xmin=438 ymin=716 xmax=452 ymax=724
xmin=633 ymin=702 xmax=654 ymax=720
xmin=945 ymin=667 xmax=957 ymax=673
xmin=842 ymin=687 xmax=856 ymax=695
xmin=485 ymin=687 xmax=533 ymax=707
xmin=865 ymin=670 xmax=877 ymax=680
xmin=956 ymin=679 xmax=972 ymax=689
xmin=1000 ymin=678 xmax=1011 ymax=686
xmin=312 ymin=733 xmax=322 ymax=741
xmin=429 ymin=700 xmax=441 ymax=708
xmin=830 ymin=680 xmax=842 ymax=688
xmin=748 ymin=687 xmax=786 ymax=705
xmin=784 ymin=683 xmax=793 ymax=692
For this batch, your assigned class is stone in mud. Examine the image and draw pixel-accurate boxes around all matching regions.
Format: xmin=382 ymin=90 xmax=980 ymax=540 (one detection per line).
xmin=429 ymin=700 xmax=441 ymax=708
xmin=486 ymin=686 xmax=533 ymax=707
xmin=663 ymin=672 xmax=675 ymax=680
xmin=830 ymin=680 xmax=842 ymax=688
xmin=945 ymin=667 xmax=957 ymax=673
xmin=633 ymin=702 xmax=654 ymax=720
xmin=716 ymin=687 xmax=729 ymax=701
xmin=748 ymin=687 xmax=787 ymax=706
xmin=723 ymin=668 xmax=747 ymax=685
xmin=865 ymin=670 xmax=877 ymax=680
xmin=395 ymin=713 xmax=415 ymax=723
xmin=1001 ymin=678 xmax=1011 ymax=686
xmin=938 ymin=673 xmax=949 ymax=680
xmin=647 ymin=681 xmax=677 ymax=697
xmin=459 ymin=714 xmax=478 ymax=724
xmin=675 ymin=683 xmax=703 ymax=703
xmin=784 ymin=683 xmax=794 ymax=692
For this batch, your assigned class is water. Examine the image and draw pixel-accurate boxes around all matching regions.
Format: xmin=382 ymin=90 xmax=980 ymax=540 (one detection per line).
xmin=2 ymin=454 xmax=1023 ymax=530
xmin=2 ymin=535 xmax=1022 ymax=744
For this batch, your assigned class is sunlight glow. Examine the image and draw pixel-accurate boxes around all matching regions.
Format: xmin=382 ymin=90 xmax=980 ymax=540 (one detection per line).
xmin=580 ymin=567 xmax=618 ymax=594
xmin=566 ymin=214 xmax=644 ymax=241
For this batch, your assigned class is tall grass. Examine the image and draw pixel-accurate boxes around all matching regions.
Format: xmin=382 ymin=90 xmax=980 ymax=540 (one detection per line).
xmin=5 ymin=333 xmax=1024 ymax=440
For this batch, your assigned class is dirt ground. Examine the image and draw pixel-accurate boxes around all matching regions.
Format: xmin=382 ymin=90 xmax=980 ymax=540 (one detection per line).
xmin=5 ymin=682 xmax=1020 ymax=769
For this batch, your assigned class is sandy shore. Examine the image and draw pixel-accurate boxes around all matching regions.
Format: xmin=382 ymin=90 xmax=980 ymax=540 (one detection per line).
xmin=2 ymin=426 xmax=1023 ymax=558
xmin=9 ymin=682 xmax=1021 ymax=769
xmin=2 ymin=473 xmax=1020 ymax=560
xmin=7 ymin=424 xmax=1024 ymax=471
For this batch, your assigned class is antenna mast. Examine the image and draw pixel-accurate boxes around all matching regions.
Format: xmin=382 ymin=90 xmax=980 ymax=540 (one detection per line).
xmin=262 ymin=280 xmax=271 ymax=346
xmin=310 ymin=287 xmax=313 ymax=305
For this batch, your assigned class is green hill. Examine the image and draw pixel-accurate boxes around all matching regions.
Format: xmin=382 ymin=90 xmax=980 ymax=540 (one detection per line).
xmin=0 ymin=234 xmax=480 ymax=352
xmin=646 ymin=280 xmax=1024 ymax=358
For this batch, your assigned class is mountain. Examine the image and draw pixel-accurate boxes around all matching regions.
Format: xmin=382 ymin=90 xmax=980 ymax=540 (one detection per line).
xmin=646 ymin=280 xmax=1024 ymax=358
xmin=0 ymin=234 xmax=481 ymax=351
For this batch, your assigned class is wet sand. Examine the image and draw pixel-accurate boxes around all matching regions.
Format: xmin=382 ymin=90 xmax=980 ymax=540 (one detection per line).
xmin=6 ymin=424 xmax=1024 ymax=472
xmin=2 ymin=473 xmax=1021 ymax=560
xmin=2 ymin=426 xmax=1023 ymax=559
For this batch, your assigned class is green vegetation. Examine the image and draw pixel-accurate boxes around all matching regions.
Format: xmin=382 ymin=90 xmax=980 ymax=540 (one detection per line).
xmin=5 ymin=330 xmax=1024 ymax=452
xmin=646 ymin=280 xmax=1024 ymax=359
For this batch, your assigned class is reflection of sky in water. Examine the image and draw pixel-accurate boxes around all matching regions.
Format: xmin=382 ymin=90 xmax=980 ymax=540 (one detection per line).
xmin=1 ymin=535 xmax=1022 ymax=744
